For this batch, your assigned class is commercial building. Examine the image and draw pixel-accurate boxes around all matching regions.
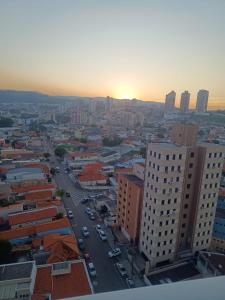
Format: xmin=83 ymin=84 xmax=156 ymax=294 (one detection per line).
xmin=196 ymin=89 xmax=209 ymax=113
xmin=180 ymin=91 xmax=190 ymax=113
xmin=165 ymin=91 xmax=176 ymax=112
xmin=139 ymin=123 xmax=224 ymax=268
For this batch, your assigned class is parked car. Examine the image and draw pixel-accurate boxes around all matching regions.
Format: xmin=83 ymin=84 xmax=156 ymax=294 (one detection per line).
xmin=126 ymin=277 xmax=135 ymax=288
xmin=115 ymin=262 xmax=127 ymax=278
xmin=108 ymin=247 xmax=121 ymax=258
xmin=85 ymin=207 xmax=92 ymax=215
xmin=87 ymin=262 xmax=97 ymax=277
xmin=98 ymin=230 xmax=107 ymax=241
xmin=84 ymin=253 xmax=91 ymax=261
xmin=78 ymin=238 xmax=85 ymax=250
xmin=89 ymin=212 xmax=96 ymax=220
xmin=82 ymin=226 xmax=90 ymax=237
xmin=66 ymin=192 xmax=71 ymax=197
xmin=81 ymin=198 xmax=89 ymax=204
xmin=67 ymin=210 xmax=74 ymax=219
xmin=95 ymin=224 xmax=102 ymax=233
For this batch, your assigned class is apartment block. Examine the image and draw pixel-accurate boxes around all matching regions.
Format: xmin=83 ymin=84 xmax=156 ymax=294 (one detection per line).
xmin=139 ymin=124 xmax=224 ymax=268
xmin=117 ymin=173 xmax=144 ymax=244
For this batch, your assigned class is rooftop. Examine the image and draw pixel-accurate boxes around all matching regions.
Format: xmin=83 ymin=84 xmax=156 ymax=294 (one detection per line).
xmin=123 ymin=174 xmax=144 ymax=187
xmin=34 ymin=260 xmax=92 ymax=299
xmin=147 ymin=262 xmax=200 ymax=285
xmin=9 ymin=207 xmax=57 ymax=226
xmin=0 ymin=261 xmax=34 ymax=281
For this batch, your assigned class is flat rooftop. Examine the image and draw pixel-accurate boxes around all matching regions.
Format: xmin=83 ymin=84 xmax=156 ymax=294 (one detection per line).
xmin=123 ymin=174 xmax=144 ymax=187
xmin=147 ymin=262 xmax=200 ymax=285
xmin=0 ymin=261 xmax=34 ymax=281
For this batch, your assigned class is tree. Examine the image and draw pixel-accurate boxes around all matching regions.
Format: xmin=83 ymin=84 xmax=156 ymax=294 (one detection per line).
xmin=102 ymin=135 xmax=123 ymax=147
xmin=43 ymin=152 xmax=51 ymax=159
xmin=55 ymin=212 xmax=64 ymax=219
xmin=54 ymin=146 xmax=66 ymax=158
xmin=0 ymin=240 xmax=12 ymax=263
xmin=0 ymin=117 xmax=14 ymax=128
xmin=56 ymin=189 xmax=65 ymax=198
xmin=50 ymin=167 xmax=56 ymax=176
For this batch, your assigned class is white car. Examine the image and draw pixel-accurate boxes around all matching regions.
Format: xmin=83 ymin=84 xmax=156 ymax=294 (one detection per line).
xmin=115 ymin=262 xmax=128 ymax=278
xmin=82 ymin=226 xmax=90 ymax=237
xmin=95 ymin=224 xmax=102 ymax=233
xmin=108 ymin=247 xmax=121 ymax=258
xmin=98 ymin=230 xmax=107 ymax=241
xmin=67 ymin=210 xmax=74 ymax=219
xmin=88 ymin=262 xmax=97 ymax=277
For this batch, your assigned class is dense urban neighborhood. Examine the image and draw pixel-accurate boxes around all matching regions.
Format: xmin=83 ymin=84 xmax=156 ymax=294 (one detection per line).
xmin=0 ymin=92 xmax=225 ymax=299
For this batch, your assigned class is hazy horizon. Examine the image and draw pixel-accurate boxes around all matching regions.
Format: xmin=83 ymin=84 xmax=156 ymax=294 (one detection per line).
xmin=0 ymin=0 xmax=225 ymax=109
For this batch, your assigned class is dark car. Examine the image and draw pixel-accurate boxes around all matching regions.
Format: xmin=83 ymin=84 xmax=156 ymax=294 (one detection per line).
xmin=89 ymin=212 xmax=96 ymax=220
xmin=78 ymin=238 xmax=85 ymax=250
xmin=81 ymin=198 xmax=89 ymax=204
xmin=66 ymin=192 xmax=71 ymax=197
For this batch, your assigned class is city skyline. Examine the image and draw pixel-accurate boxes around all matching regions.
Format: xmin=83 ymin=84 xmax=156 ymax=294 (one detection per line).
xmin=0 ymin=0 xmax=225 ymax=109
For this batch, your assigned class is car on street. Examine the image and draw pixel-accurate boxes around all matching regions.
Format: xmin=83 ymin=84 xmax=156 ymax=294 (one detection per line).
xmin=87 ymin=262 xmax=97 ymax=277
xmin=95 ymin=224 xmax=102 ymax=233
xmin=126 ymin=277 xmax=135 ymax=288
xmin=65 ymin=192 xmax=71 ymax=197
xmin=82 ymin=226 xmax=90 ymax=237
xmin=55 ymin=167 xmax=60 ymax=173
xmin=67 ymin=210 xmax=74 ymax=219
xmin=78 ymin=238 xmax=85 ymax=250
xmin=98 ymin=229 xmax=107 ymax=241
xmin=108 ymin=247 xmax=122 ymax=258
xmin=81 ymin=198 xmax=89 ymax=204
xmin=85 ymin=207 xmax=92 ymax=215
xmin=89 ymin=212 xmax=96 ymax=220
xmin=115 ymin=262 xmax=128 ymax=278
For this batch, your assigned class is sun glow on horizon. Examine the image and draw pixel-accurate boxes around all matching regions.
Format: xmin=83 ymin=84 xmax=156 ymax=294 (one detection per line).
xmin=114 ymin=85 xmax=137 ymax=100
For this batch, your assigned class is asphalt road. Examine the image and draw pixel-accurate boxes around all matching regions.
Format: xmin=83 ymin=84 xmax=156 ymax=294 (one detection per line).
xmin=44 ymin=139 xmax=127 ymax=293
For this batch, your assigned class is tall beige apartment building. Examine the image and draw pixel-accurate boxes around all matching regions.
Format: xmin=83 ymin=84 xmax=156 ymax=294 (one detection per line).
xmin=139 ymin=124 xmax=224 ymax=268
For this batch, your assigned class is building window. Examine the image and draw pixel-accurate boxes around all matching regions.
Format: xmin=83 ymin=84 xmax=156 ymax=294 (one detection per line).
xmin=166 ymin=155 xmax=169 ymax=160
xmin=189 ymin=163 xmax=193 ymax=168
xmin=179 ymin=154 xmax=182 ymax=160
xmin=190 ymin=152 xmax=194 ymax=158
xmin=172 ymin=154 xmax=176 ymax=160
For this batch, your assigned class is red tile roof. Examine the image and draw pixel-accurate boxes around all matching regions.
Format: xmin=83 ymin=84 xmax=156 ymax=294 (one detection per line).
xmin=25 ymin=190 xmax=53 ymax=201
xmin=0 ymin=217 xmax=70 ymax=241
xmin=34 ymin=261 xmax=92 ymax=299
xmin=43 ymin=234 xmax=79 ymax=263
xmin=11 ymin=183 xmax=56 ymax=193
xmin=79 ymin=173 xmax=107 ymax=182
xmin=9 ymin=207 xmax=57 ymax=226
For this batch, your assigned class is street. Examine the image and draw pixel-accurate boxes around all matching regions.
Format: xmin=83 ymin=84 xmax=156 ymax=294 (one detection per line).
xmin=43 ymin=138 xmax=128 ymax=293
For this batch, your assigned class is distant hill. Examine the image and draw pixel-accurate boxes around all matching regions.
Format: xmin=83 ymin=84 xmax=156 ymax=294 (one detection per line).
xmin=0 ymin=89 xmax=163 ymax=107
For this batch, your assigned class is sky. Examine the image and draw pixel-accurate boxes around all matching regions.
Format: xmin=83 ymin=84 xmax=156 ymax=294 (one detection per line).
xmin=0 ymin=0 xmax=225 ymax=109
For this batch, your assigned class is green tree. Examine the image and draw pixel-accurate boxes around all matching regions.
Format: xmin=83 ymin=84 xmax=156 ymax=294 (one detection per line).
xmin=54 ymin=146 xmax=66 ymax=158
xmin=102 ymin=135 xmax=123 ymax=147
xmin=0 ymin=240 xmax=12 ymax=263
xmin=0 ymin=117 xmax=14 ymax=128
xmin=55 ymin=212 xmax=64 ymax=219
xmin=56 ymin=189 xmax=65 ymax=198
xmin=43 ymin=152 xmax=51 ymax=158
xmin=50 ymin=167 xmax=56 ymax=176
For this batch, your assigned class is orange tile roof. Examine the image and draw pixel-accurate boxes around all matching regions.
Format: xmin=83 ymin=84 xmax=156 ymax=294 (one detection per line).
xmin=0 ymin=167 xmax=8 ymax=174
xmin=43 ymin=234 xmax=79 ymax=263
xmin=11 ymin=183 xmax=56 ymax=193
xmin=34 ymin=261 xmax=92 ymax=299
xmin=83 ymin=162 xmax=104 ymax=171
xmin=0 ymin=217 xmax=70 ymax=241
xmin=25 ymin=190 xmax=53 ymax=201
xmin=9 ymin=207 xmax=57 ymax=226
xmin=79 ymin=173 xmax=107 ymax=182
xmin=37 ymin=200 xmax=61 ymax=208
xmin=69 ymin=151 xmax=97 ymax=159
